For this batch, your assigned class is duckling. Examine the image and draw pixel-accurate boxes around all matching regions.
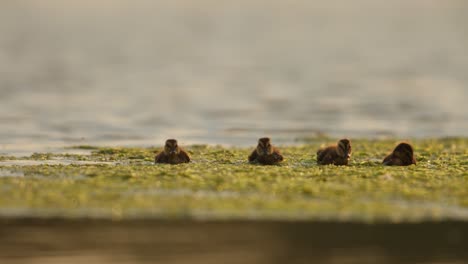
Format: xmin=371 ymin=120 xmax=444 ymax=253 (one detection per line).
xmin=248 ymin=137 xmax=284 ymax=165
xmin=317 ymin=138 xmax=352 ymax=165
xmin=383 ymin=142 xmax=416 ymax=166
xmin=155 ymin=139 xmax=190 ymax=164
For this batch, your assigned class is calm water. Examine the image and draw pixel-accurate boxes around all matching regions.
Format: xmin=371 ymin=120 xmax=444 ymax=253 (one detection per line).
xmin=1 ymin=1 xmax=467 ymax=155
xmin=2 ymin=219 xmax=468 ymax=264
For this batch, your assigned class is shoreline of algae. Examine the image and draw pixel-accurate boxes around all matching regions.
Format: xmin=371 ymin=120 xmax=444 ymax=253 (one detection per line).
xmin=0 ymin=138 xmax=466 ymax=223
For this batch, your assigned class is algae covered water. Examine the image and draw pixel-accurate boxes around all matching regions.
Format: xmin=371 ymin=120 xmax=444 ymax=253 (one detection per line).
xmin=1 ymin=1 xmax=468 ymax=156
xmin=1 ymin=138 xmax=468 ymax=263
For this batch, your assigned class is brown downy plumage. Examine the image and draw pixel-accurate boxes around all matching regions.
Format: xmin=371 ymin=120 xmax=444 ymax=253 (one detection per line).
xmin=248 ymin=137 xmax=283 ymax=165
xmin=155 ymin=139 xmax=190 ymax=164
xmin=383 ymin=142 xmax=416 ymax=166
xmin=317 ymin=138 xmax=352 ymax=165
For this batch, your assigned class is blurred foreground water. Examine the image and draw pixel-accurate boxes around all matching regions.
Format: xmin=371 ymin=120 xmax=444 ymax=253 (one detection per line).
xmin=1 ymin=0 xmax=467 ymax=155
xmin=2 ymin=219 xmax=468 ymax=264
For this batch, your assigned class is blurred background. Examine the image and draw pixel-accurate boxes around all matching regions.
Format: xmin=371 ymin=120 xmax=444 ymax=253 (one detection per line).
xmin=1 ymin=0 xmax=467 ymax=155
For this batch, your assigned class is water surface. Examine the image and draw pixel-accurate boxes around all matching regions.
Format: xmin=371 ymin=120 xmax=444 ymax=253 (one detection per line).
xmin=1 ymin=1 xmax=467 ymax=155
xmin=1 ymin=219 xmax=468 ymax=264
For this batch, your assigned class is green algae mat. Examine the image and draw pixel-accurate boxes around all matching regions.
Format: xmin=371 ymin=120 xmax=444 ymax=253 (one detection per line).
xmin=0 ymin=138 xmax=467 ymax=222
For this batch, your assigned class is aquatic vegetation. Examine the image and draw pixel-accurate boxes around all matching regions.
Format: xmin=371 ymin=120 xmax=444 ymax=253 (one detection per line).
xmin=0 ymin=138 xmax=466 ymax=222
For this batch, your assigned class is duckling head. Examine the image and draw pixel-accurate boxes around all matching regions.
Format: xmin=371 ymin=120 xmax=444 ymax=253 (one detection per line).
xmin=164 ymin=139 xmax=180 ymax=156
xmin=337 ymin=138 xmax=352 ymax=158
xmin=256 ymin=137 xmax=273 ymax=156
xmin=393 ymin=142 xmax=415 ymax=164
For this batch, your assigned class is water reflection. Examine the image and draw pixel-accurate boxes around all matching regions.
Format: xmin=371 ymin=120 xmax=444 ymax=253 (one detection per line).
xmin=1 ymin=220 xmax=467 ymax=264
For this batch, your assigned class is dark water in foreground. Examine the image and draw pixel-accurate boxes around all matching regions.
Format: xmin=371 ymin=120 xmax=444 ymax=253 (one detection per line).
xmin=1 ymin=219 xmax=468 ymax=264
xmin=0 ymin=1 xmax=468 ymax=155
